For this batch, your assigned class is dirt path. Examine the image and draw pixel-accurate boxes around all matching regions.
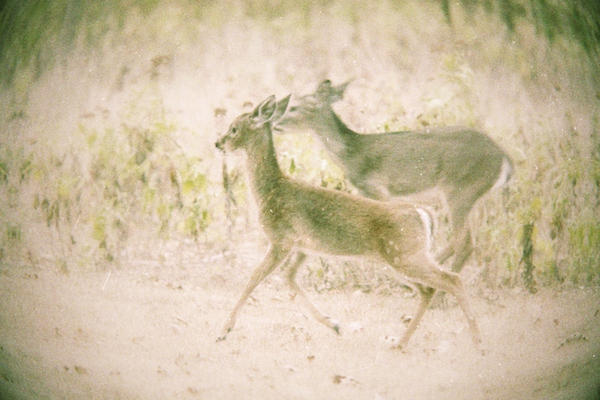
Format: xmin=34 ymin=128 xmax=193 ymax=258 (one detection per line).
xmin=1 ymin=262 xmax=599 ymax=399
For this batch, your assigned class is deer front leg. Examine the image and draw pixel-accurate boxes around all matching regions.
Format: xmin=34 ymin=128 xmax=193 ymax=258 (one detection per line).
xmin=286 ymin=252 xmax=341 ymax=334
xmin=217 ymin=244 xmax=290 ymax=342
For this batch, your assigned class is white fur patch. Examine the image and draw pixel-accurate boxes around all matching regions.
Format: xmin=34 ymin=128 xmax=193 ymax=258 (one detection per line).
xmin=416 ymin=207 xmax=433 ymax=251
xmin=491 ymin=157 xmax=513 ymax=191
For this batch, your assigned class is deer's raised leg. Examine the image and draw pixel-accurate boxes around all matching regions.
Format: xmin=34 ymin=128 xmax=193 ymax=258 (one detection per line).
xmin=217 ymin=244 xmax=291 ymax=341
xmin=286 ymin=252 xmax=340 ymax=334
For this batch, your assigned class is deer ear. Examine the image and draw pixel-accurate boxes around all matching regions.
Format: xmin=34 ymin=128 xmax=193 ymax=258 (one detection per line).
xmin=316 ymin=80 xmax=332 ymax=96
xmin=316 ymin=79 xmax=349 ymax=103
xmin=271 ymin=94 xmax=291 ymax=125
xmin=253 ymin=95 xmax=277 ymax=123
xmin=330 ymin=79 xmax=352 ymax=102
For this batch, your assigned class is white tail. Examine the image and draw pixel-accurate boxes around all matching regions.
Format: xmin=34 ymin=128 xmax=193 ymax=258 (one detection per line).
xmin=215 ymin=95 xmax=481 ymax=350
xmin=280 ymin=80 xmax=513 ymax=277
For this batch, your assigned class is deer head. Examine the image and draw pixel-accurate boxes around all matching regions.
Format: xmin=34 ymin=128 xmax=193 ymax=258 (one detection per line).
xmin=216 ymin=95 xmax=290 ymax=152
xmin=279 ymin=79 xmax=352 ymax=129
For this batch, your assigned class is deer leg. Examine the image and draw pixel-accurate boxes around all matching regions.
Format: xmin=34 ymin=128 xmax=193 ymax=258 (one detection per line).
xmin=286 ymin=252 xmax=340 ymax=334
xmin=395 ymin=283 xmax=436 ymax=350
xmin=391 ymin=254 xmax=480 ymax=349
xmin=435 ymin=227 xmax=471 ymax=267
xmin=431 ymin=196 xmax=475 ymax=308
xmin=217 ymin=244 xmax=290 ymax=341
xmin=445 ymin=272 xmax=481 ymax=347
xmin=436 ymin=244 xmax=455 ymax=265
xmin=423 ymin=264 xmax=481 ymax=347
xmin=444 ymin=193 xmax=476 ymax=273
xmin=450 ymin=228 xmax=473 ymax=273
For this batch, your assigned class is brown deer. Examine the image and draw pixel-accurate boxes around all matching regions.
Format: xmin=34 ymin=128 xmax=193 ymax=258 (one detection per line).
xmin=279 ymin=80 xmax=513 ymax=297
xmin=215 ymin=94 xmax=481 ymax=350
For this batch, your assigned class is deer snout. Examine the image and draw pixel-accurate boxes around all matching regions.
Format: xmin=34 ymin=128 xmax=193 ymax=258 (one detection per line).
xmin=215 ymin=137 xmax=226 ymax=151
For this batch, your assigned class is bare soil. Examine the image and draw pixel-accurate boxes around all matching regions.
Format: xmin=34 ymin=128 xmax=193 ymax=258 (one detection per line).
xmin=1 ymin=250 xmax=599 ymax=400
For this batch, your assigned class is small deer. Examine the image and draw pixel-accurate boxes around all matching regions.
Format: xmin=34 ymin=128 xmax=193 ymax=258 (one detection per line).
xmin=279 ymin=80 xmax=513 ymax=281
xmin=215 ymin=95 xmax=481 ymax=350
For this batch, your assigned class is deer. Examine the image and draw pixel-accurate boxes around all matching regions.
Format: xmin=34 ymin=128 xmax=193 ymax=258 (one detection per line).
xmin=215 ymin=94 xmax=481 ymax=350
xmin=279 ymin=80 xmax=513 ymax=304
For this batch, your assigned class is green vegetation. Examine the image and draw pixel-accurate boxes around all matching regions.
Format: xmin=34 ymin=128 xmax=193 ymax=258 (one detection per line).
xmin=0 ymin=0 xmax=598 ymax=288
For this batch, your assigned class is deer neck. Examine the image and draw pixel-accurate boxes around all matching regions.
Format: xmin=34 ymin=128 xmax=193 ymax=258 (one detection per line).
xmin=314 ymin=108 xmax=359 ymax=161
xmin=243 ymin=126 xmax=285 ymax=203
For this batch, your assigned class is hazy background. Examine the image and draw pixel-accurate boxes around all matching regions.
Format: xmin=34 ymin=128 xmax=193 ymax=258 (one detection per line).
xmin=1 ymin=2 xmax=600 ymax=399
xmin=1 ymin=0 xmax=599 ymax=289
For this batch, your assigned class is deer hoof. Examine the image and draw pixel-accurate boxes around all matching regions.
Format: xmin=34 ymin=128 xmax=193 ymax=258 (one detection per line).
xmin=329 ymin=319 xmax=341 ymax=334
xmin=216 ymin=335 xmax=227 ymax=342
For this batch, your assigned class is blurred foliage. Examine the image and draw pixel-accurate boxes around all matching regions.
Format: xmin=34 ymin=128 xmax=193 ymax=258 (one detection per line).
xmin=439 ymin=0 xmax=600 ymax=59
xmin=0 ymin=0 xmax=163 ymax=87
xmin=1 ymin=91 xmax=214 ymax=270
xmin=1 ymin=0 xmax=599 ymax=89
xmin=275 ymin=133 xmax=349 ymax=192
xmin=77 ymin=94 xmax=213 ymax=265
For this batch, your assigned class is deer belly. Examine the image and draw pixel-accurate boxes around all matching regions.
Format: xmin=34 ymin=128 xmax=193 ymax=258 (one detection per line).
xmin=294 ymin=225 xmax=375 ymax=257
xmin=358 ymin=172 xmax=434 ymax=200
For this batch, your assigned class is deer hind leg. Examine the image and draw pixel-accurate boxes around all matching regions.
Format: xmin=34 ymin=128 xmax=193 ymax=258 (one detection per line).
xmin=428 ymin=266 xmax=481 ymax=347
xmin=395 ymin=283 xmax=436 ymax=350
xmin=431 ymin=195 xmax=475 ymax=308
xmin=286 ymin=252 xmax=341 ymax=334
xmin=217 ymin=243 xmax=291 ymax=342
xmin=432 ymin=226 xmax=472 ymax=308
xmin=448 ymin=225 xmax=473 ymax=274
xmin=442 ymin=194 xmax=476 ymax=273
xmin=390 ymin=254 xmax=480 ymax=349
xmin=436 ymin=243 xmax=455 ymax=265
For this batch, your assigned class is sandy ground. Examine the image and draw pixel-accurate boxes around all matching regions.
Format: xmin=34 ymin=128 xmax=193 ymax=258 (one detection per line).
xmin=1 ymin=250 xmax=599 ymax=400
